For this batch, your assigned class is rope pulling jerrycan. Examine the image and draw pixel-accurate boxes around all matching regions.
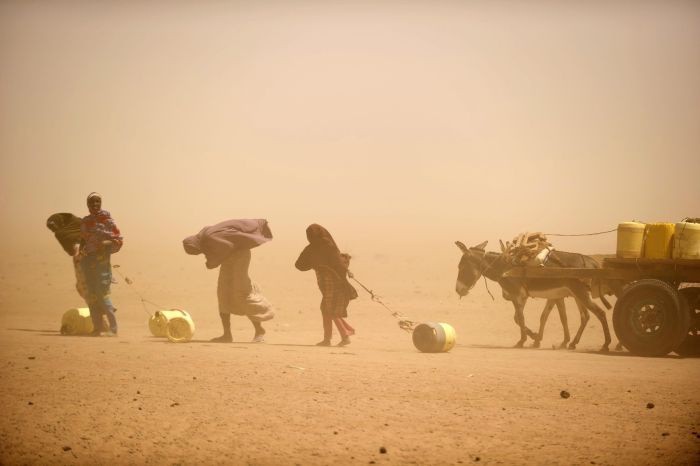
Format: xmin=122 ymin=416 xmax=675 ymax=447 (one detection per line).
xmin=347 ymin=271 xmax=456 ymax=353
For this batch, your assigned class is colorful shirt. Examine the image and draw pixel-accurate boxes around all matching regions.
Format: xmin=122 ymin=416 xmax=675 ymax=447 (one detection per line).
xmin=81 ymin=210 xmax=123 ymax=255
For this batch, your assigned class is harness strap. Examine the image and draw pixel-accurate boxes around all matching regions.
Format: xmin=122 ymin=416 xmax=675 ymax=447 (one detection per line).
xmin=483 ymin=276 xmax=495 ymax=300
xmin=522 ymin=265 xmax=530 ymax=298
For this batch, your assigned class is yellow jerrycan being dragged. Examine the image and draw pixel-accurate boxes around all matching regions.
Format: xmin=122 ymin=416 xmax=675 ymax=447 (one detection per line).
xmin=412 ymin=322 xmax=456 ymax=353
xmin=167 ymin=314 xmax=195 ymax=343
xmin=643 ymin=223 xmax=675 ymax=259
xmin=61 ymin=307 xmax=94 ymax=335
xmin=616 ymin=222 xmax=645 ymax=258
xmin=673 ymin=221 xmax=700 ymax=260
xmin=148 ymin=309 xmax=195 ymax=342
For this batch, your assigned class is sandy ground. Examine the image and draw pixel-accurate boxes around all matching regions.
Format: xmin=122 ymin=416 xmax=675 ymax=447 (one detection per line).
xmin=1 ymin=247 xmax=699 ymax=465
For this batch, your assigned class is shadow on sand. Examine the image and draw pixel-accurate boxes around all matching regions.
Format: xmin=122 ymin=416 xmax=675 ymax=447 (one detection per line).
xmin=144 ymin=338 xmax=253 ymax=346
xmin=466 ymin=342 xmax=687 ymax=359
xmin=465 ymin=343 xmax=557 ymax=351
xmin=579 ymin=349 xmax=686 ymax=359
xmin=8 ymin=328 xmax=60 ymax=334
xmin=268 ymin=343 xmax=334 ymax=348
xmin=143 ymin=339 xmax=351 ymax=349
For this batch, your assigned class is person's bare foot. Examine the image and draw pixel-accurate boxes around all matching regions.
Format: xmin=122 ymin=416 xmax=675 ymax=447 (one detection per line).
xmin=210 ymin=334 xmax=233 ymax=343
xmin=337 ymin=338 xmax=351 ymax=347
xmin=251 ymin=322 xmax=265 ymax=343
xmin=316 ymin=340 xmax=331 ymax=346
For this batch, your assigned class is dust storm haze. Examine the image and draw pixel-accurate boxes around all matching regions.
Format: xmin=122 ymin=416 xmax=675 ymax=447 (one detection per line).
xmin=2 ymin=1 xmax=699 ymax=260
xmin=2 ymin=2 xmax=700 ymax=465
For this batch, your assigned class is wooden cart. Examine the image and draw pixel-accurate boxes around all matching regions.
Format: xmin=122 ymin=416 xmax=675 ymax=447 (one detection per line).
xmin=503 ymin=258 xmax=700 ymax=357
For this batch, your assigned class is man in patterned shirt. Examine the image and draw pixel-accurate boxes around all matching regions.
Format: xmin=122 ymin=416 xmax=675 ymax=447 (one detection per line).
xmin=80 ymin=192 xmax=123 ymax=336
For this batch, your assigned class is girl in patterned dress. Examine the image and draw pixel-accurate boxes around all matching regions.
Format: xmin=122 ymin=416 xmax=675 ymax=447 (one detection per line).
xmin=295 ymin=224 xmax=357 ymax=346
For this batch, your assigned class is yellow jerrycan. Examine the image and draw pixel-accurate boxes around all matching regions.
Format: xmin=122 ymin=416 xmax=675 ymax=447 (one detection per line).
xmin=148 ymin=309 xmax=195 ymax=342
xmin=60 ymin=307 xmax=94 ymax=335
xmin=166 ymin=313 xmax=196 ymax=343
xmin=643 ymin=223 xmax=675 ymax=259
xmin=616 ymin=222 xmax=645 ymax=258
xmin=672 ymin=221 xmax=700 ymax=259
xmin=412 ymin=322 xmax=457 ymax=353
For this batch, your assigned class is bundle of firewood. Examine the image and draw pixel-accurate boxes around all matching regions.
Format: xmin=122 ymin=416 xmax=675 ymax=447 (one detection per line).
xmin=500 ymin=232 xmax=552 ymax=265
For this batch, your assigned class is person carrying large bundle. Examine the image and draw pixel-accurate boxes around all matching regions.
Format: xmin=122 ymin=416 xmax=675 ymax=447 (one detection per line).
xmin=183 ymin=218 xmax=275 ymax=343
xmin=80 ymin=192 xmax=123 ymax=336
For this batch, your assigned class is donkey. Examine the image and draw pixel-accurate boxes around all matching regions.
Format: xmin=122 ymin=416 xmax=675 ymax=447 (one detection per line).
xmin=455 ymin=240 xmax=612 ymax=352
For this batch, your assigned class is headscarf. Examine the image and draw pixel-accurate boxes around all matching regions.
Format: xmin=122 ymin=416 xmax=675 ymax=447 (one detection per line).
xmin=295 ymin=224 xmax=357 ymax=300
xmin=87 ymin=192 xmax=101 ymax=201
xmin=295 ymin=224 xmax=347 ymax=277
xmin=46 ymin=213 xmax=82 ymax=256
xmin=182 ymin=218 xmax=273 ymax=269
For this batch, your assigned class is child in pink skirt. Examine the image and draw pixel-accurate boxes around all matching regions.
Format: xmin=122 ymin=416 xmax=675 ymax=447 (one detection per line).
xmin=295 ymin=224 xmax=357 ymax=346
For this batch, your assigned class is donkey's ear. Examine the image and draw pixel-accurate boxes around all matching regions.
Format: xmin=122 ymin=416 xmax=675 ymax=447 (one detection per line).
xmin=455 ymin=241 xmax=469 ymax=254
xmin=472 ymin=240 xmax=488 ymax=251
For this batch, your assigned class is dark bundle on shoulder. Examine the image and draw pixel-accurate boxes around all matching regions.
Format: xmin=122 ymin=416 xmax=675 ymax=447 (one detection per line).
xmin=295 ymin=224 xmax=358 ymax=299
xmin=46 ymin=213 xmax=82 ymax=256
xmin=295 ymin=224 xmax=345 ymax=275
xmin=182 ymin=218 xmax=273 ymax=269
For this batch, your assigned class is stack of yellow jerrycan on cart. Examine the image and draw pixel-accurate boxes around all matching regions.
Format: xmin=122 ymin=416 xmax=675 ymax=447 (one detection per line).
xmin=148 ymin=309 xmax=196 ymax=343
xmin=616 ymin=218 xmax=700 ymax=259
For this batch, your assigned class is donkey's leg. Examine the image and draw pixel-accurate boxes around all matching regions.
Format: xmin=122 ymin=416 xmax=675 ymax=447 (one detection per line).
xmin=555 ymin=298 xmax=570 ymax=349
xmin=512 ymin=300 xmax=528 ymax=348
xmin=579 ymin=293 xmax=612 ymax=352
xmin=512 ymin=298 xmax=538 ymax=348
xmin=568 ymin=297 xmax=589 ymax=350
xmin=534 ymin=300 xmax=556 ymax=348
xmin=512 ymin=307 xmax=526 ymax=348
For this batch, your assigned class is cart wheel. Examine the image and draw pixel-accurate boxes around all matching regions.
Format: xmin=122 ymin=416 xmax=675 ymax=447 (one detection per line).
xmin=613 ymin=279 xmax=690 ymax=357
xmin=674 ymin=287 xmax=700 ymax=357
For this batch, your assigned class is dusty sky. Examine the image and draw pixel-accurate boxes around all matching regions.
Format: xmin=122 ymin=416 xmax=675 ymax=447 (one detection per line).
xmin=1 ymin=0 xmax=699 ymax=262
